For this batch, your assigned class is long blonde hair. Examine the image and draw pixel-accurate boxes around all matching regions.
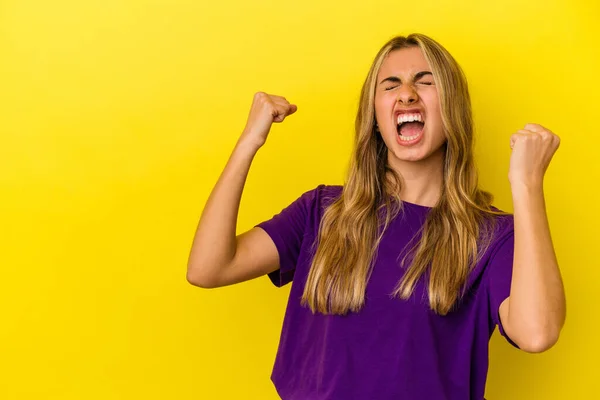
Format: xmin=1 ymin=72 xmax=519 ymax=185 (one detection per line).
xmin=301 ymin=33 xmax=503 ymax=316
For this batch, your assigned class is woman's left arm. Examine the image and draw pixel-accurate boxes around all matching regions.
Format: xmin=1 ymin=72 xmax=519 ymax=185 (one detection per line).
xmin=499 ymin=123 xmax=566 ymax=353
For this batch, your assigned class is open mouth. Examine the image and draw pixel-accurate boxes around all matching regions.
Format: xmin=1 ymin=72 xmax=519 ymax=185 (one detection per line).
xmin=396 ymin=113 xmax=425 ymax=142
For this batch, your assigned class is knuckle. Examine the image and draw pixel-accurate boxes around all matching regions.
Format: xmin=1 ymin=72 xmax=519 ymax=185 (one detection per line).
xmin=541 ymin=131 xmax=553 ymax=140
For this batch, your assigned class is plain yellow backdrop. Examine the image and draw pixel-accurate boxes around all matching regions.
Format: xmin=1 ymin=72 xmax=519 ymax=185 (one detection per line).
xmin=1 ymin=0 xmax=598 ymax=398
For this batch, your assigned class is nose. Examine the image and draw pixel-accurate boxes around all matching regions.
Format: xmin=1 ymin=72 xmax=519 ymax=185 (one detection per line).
xmin=397 ymin=84 xmax=418 ymax=105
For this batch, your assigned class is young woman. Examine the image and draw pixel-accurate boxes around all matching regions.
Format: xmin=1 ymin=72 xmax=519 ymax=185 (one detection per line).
xmin=187 ymin=33 xmax=566 ymax=400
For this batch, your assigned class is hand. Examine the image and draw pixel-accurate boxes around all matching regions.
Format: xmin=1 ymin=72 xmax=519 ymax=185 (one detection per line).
xmin=509 ymin=123 xmax=560 ymax=188
xmin=238 ymin=92 xmax=297 ymax=150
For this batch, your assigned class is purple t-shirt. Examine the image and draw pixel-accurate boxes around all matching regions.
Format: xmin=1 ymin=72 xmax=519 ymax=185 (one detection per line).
xmin=256 ymin=184 xmax=517 ymax=400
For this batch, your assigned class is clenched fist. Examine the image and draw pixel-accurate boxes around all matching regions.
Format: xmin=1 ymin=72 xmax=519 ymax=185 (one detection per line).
xmin=509 ymin=123 xmax=560 ymax=188
xmin=238 ymin=92 xmax=297 ymax=150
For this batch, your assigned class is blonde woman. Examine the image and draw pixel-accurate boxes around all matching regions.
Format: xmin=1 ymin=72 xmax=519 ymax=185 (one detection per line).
xmin=187 ymin=34 xmax=566 ymax=399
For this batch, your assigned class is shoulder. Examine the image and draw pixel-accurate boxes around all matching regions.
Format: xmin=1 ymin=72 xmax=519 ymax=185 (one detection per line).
xmin=318 ymin=184 xmax=344 ymax=204
xmin=300 ymin=184 xmax=344 ymax=209
xmin=482 ymin=206 xmax=515 ymax=257
xmin=286 ymin=184 xmax=343 ymax=230
xmin=487 ymin=205 xmax=514 ymax=232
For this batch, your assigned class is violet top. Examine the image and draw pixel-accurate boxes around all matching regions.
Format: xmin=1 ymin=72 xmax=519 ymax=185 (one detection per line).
xmin=255 ymin=184 xmax=517 ymax=400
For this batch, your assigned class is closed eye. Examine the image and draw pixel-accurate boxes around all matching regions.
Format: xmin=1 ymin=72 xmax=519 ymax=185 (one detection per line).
xmin=385 ymin=81 xmax=433 ymax=90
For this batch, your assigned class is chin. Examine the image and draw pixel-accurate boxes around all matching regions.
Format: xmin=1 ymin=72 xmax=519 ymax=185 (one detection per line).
xmin=389 ymin=142 xmax=429 ymax=161
xmin=392 ymin=151 xmax=428 ymax=162
xmin=390 ymin=143 xmax=445 ymax=164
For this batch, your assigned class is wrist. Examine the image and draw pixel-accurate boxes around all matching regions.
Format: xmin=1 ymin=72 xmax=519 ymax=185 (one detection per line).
xmin=510 ymin=180 xmax=546 ymax=210
xmin=509 ymin=176 xmax=543 ymax=193
xmin=235 ymin=137 xmax=263 ymax=155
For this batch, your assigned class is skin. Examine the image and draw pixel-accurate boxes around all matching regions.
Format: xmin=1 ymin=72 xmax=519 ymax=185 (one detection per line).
xmin=502 ymin=124 xmax=565 ymax=352
xmin=374 ymin=47 xmax=566 ymax=353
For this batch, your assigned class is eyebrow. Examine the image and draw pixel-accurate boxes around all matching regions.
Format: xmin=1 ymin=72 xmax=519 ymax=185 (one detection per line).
xmin=378 ymin=71 xmax=433 ymax=85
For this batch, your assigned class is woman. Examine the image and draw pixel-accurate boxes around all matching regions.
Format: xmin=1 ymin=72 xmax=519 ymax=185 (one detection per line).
xmin=187 ymin=33 xmax=566 ymax=399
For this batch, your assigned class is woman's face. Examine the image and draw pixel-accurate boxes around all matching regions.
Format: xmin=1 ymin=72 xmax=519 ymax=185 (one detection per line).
xmin=374 ymin=47 xmax=446 ymax=164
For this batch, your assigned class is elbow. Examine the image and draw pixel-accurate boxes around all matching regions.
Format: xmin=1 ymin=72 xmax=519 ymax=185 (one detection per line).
xmin=515 ymin=329 xmax=561 ymax=353
xmin=186 ymin=264 xmax=219 ymax=289
xmin=506 ymin=302 xmax=566 ymax=354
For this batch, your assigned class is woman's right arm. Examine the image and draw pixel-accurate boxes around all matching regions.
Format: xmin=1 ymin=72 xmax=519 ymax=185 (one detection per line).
xmin=186 ymin=92 xmax=297 ymax=288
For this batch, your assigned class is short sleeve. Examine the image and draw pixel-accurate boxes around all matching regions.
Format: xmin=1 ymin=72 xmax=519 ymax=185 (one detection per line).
xmin=486 ymin=228 xmax=520 ymax=348
xmin=254 ymin=187 xmax=319 ymax=287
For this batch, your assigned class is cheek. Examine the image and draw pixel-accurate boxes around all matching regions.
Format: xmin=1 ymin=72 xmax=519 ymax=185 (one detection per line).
xmin=421 ymin=91 xmax=437 ymax=107
xmin=374 ymin=96 xmax=394 ymax=121
xmin=422 ymin=94 xmax=442 ymax=124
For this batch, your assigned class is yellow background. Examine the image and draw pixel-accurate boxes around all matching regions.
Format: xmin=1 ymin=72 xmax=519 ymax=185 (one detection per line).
xmin=1 ymin=0 xmax=598 ymax=398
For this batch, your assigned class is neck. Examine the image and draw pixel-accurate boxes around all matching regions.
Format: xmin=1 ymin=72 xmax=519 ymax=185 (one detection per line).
xmin=387 ymin=148 xmax=445 ymax=207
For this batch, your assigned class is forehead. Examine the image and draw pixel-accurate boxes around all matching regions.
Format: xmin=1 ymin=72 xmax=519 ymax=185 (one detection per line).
xmin=377 ymin=47 xmax=431 ymax=78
